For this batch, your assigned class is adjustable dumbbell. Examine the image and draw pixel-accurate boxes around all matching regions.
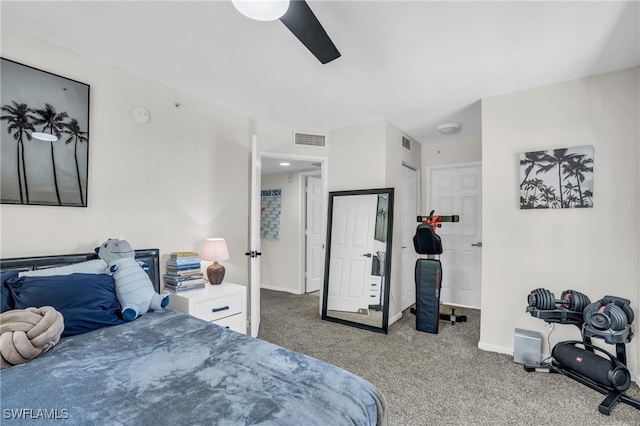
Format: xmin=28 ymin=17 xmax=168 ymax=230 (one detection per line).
xmin=527 ymin=288 xmax=591 ymax=312
xmin=583 ymin=296 xmax=634 ymax=331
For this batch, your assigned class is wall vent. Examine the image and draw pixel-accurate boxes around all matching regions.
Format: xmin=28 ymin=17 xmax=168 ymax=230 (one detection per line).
xmin=294 ymin=132 xmax=326 ymax=148
xmin=402 ymin=135 xmax=412 ymax=151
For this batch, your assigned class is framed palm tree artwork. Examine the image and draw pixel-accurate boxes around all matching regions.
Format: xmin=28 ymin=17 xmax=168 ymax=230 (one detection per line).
xmin=1 ymin=58 xmax=89 ymax=207
xmin=520 ymin=145 xmax=594 ymax=209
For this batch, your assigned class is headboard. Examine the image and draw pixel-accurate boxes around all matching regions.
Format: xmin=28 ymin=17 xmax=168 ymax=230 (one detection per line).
xmin=0 ymin=249 xmax=161 ymax=293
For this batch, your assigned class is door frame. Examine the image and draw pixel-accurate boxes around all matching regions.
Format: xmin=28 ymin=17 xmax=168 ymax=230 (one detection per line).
xmin=400 ymin=163 xmax=418 ymax=312
xmin=260 ymin=152 xmax=328 ymax=298
xmin=300 ymin=171 xmax=323 ymax=294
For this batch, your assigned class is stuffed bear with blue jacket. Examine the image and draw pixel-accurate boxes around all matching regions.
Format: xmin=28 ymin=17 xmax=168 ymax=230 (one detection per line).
xmin=96 ymin=239 xmax=169 ymax=321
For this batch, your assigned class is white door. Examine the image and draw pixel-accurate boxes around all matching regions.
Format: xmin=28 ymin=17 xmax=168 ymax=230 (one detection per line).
xmin=327 ymin=194 xmax=377 ymax=312
xmin=428 ymin=163 xmax=482 ymax=308
xmin=400 ymin=165 xmax=418 ymax=312
xmin=249 ymin=135 xmax=261 ymax=337
xmin=305 ymin=176 xmax=324 ymax=293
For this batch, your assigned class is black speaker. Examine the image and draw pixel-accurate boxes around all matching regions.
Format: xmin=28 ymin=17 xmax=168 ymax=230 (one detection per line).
xmin=552 ymin=342 xmax=631 ymax=392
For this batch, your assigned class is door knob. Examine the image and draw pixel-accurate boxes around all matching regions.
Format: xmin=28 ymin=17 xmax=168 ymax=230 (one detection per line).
xmin=471 ymin=242 xmax=483 ymax=247
xmin=362 ymin=253 xmax=372 ymax=257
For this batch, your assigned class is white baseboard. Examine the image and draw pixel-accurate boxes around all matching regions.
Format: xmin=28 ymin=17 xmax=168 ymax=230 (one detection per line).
xmin=388 ymin=311 xmax=402 ymax=326
xmin=478 ymin=341 xmax=513 ymax=357
xmin=260 ymin=284 xmax=302 ymax=295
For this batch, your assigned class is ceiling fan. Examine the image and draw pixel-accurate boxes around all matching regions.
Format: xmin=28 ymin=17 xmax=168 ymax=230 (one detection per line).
xmin=232 ymin=0 xmax=341 ymax=64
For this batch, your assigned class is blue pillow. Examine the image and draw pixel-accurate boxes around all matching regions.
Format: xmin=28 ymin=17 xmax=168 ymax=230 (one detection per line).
xmin=6 ymin=273 xmax=127 ymax=338
xmin=1 ymin=270 xmax=19 ymax=313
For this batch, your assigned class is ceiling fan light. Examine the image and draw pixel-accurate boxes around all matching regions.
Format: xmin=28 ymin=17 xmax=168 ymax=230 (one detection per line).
xmin=436 ymin=122 xmax=463 ymax=135
xmin=232 ymin=0 xmax=290 ymax=22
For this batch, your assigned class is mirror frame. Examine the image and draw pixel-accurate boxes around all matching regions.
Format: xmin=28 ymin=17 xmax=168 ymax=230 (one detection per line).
xmin=321 ymin=187 xmax=394 ymax=334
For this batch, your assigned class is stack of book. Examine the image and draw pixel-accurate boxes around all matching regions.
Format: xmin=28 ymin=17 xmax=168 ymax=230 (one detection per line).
xmin=163 ymin=251 xmax=205 ymax=293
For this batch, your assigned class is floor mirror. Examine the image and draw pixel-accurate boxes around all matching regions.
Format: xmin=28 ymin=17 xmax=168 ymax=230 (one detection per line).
xmin=322 ymin=188 xmax=394 ymax=333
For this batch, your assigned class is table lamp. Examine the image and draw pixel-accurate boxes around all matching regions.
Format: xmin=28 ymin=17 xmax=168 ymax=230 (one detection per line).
xmin=201 ymin=238 xmax=230 ymax=285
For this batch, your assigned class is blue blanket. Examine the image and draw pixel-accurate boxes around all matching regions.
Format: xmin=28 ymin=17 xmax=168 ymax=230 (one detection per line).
xmin=1 ymin=309 xmax=387 ymax=425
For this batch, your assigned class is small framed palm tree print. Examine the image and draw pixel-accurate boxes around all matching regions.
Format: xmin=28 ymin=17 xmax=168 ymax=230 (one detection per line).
xmin=520 ymin=145 xmax=594 ymax=209
xmin=1 ymin=58 xmax=90 ymax=207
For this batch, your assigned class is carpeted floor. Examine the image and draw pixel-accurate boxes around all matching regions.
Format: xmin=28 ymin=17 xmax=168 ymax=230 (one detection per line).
xmin=257 ymin=289 xmax=640 ymax=425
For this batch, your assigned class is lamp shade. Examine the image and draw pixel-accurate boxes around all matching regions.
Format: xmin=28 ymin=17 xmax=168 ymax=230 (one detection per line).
xmin=201 ymin=238 xmax=230 ymax=262
xmin=232 ymin=0 xmax=290 ymax=21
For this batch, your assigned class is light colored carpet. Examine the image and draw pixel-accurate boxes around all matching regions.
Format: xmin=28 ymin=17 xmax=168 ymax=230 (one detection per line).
xmin=257 ymin=289 xmax=640 ymax=425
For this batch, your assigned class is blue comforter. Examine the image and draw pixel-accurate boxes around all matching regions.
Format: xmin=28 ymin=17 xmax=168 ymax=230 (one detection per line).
xmin=1 ymin=309 xmax=387 ymax=425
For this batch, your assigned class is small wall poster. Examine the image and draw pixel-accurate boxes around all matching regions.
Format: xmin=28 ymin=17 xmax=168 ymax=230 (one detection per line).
xmin=261 ymin=189 xmax=282 ymax=240
xmin=520 ymin=145 xmax=594 ymax=209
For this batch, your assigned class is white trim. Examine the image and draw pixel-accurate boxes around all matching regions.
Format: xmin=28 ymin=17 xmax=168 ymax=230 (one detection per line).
xmin=300 ymin=171 xmax=322 ymax=295
xmin=401 ymin=161 xmax=417 ymax=171
xmin=259 ymin=152 xmax=328 ymax=310
xmin=388 ymin=311 xmax=403 ymax=326
xmin=478 ymin=341 xmax=513 ymax=356
xmin=426 ymin=160 xmax=482 ymax=171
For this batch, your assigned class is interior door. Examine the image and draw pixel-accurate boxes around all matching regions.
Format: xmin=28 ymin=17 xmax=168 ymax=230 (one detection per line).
xmin=400 ymin=165 xmax=418 ymax=312
xmin=428 ymin=163 xmax=482 ymax=308
xmin=327 ymin=194 xmax=377 ymax=312
xmin=249 ymin=135 xmax=261 ymax=337
xmin=305 ymin=176 xmax=324 ymax=293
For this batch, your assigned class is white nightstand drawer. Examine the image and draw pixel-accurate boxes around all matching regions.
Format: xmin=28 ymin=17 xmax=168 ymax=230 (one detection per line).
xmin=166 ymin=281 xmax=247 ymax=335
xmin=193 ymin=293 xmax=242 ymax=322
xmin=213 ymin=313 xmax=243 ymax=334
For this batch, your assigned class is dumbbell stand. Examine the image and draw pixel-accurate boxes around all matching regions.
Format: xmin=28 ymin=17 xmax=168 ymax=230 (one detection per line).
xmin=548 ymin=360 xmax=640 ymax=415
xmin=526 ymin=306 xmax=639 ymax=415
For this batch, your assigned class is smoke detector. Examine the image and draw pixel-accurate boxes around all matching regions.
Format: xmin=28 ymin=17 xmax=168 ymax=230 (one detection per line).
xmin=436 ymin=122 xmax=463 ymax=135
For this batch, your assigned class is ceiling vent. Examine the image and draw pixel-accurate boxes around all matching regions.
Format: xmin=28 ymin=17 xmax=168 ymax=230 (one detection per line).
xmin=294 ymin=132 xmax=326 ymax=148
xmin=402 ymin=135 xmax=412 ymax=151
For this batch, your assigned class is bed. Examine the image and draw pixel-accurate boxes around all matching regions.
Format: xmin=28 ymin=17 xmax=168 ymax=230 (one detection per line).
xmin=0 ymin=250 xmax=387 ymax=425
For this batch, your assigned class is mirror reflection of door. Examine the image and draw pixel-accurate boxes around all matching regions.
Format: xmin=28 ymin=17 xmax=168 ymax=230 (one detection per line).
xmin=327 ymin=193 xmax=377 ymax=313
xmin=323 ymin=188 xmax=394 ymax=334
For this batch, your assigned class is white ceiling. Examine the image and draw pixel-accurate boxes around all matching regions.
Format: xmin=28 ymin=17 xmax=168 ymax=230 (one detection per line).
xmin=2 ymin=1 xmax=638 ymax=144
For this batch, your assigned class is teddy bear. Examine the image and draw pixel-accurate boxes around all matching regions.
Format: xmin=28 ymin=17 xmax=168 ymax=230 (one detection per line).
xmin=96 ymin=239 xmax=169 ymax=321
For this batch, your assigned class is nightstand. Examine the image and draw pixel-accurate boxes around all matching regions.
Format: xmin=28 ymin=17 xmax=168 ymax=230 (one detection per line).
xmin=166 ymin=282 xmax=247 ymax=334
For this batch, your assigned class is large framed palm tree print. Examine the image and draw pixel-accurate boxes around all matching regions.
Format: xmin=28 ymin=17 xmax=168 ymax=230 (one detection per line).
xmin=1 ymin=58 xmax=90 ymax=207
xmin=520 ymin=145 xmax=593 ymax=209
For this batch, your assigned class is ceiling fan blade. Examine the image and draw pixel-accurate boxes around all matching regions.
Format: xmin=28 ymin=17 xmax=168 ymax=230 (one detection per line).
xmin=279 ymin=0 xmax=341 ymax=64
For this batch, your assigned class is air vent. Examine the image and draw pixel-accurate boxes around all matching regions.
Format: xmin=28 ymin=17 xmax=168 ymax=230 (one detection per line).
xmin=402 ymin=135 xmax=411 ymax=151
xmin=294 ymin=132 xmax=326 ymax=147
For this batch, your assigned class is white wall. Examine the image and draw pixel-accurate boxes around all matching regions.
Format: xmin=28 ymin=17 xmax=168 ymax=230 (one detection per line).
xmin=480 ymin=67 xmax=640 ymax=378
xmin=260 ymin=172 xmax=302 ymax=293
xmin=385 ymin=123 xmax=421 ymax=322
xmin=421 ymin=135 xmax=482 ymax=167
xmin=328 ymin=120 xmax=387 ymax=191
xmin=255 ymin=121 xmax=328 ymax=157
xmin=0 ymin=28 xmax=251 ymax=286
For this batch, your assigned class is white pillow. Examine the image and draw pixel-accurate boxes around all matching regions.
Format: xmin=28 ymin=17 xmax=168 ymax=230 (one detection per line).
xmin=18 ymin=259 xmax=108 ymax=277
